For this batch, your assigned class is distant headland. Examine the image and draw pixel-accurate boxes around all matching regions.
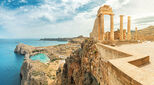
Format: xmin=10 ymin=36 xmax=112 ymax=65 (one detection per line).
xmin=40 ymin=35 xmax=84 ymax=41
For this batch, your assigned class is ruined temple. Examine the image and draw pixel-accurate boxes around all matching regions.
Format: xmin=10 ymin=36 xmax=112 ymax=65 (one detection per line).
xmin=90 ymin=5 xmax=134 ymax=41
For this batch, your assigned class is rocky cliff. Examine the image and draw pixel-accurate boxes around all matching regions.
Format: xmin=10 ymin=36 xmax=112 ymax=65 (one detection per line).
xmin=14 ymin=43 xmax=35 ymax=55
xmin=15 ymin=37 xmax=87 ymax=85
xmin=55 ymin=38 xmax=100 ymax=85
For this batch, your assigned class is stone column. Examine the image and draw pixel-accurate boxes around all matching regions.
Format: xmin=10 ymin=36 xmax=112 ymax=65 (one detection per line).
xmin=123 ymin=29 xmax=126 ymax=40
xmin=135 ymin=27 xmax=138 ymax=40
xmin=110 ymin=14 xmax=114 ymax=41
xmin=98 ymin=16 xmax=101 ymax=40
xmin=106 ymin=32 xmax=109 ymax=40
xmin=101 ymin=14 xmax=105 ymax=40
xmin=120 ymin=15 xmax=124 ymax=41
xmin=127 ymin=16 xmax=131 ymax=40
xmin=105 ymin=32 xmax=107 ymax=40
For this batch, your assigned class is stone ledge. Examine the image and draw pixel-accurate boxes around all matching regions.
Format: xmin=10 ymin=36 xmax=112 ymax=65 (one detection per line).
xmin=97 ymin=43 xmax=154 ymax=85
xmin=128 ymin=56 xmax=150 ymax=67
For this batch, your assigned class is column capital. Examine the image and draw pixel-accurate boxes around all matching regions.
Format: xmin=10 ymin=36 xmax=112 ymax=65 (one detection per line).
xmin=97 ymin=12 xmax=104 ymax=17
xmin=135 ymin=27 xmax=138 ymax=29
xmin=110 ymin=14 xmax=114 ymax=16
xmin=128 ymin=16 xmax=131 ymax=18
xmin=120 ymin=15 xmax=124 ymax=17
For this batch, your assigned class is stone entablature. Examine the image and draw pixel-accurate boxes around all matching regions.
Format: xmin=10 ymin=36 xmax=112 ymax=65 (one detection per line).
xmin=97 ymin=5 xmax=113 ymax=16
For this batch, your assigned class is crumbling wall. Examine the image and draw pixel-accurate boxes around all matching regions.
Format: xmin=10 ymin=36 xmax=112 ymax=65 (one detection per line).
xmin=90 ymin=18 xmax=99 ymax=41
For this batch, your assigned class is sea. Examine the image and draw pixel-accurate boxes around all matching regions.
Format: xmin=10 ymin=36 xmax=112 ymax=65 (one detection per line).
xmin=0 ymin=39 xmax=67 ymax=85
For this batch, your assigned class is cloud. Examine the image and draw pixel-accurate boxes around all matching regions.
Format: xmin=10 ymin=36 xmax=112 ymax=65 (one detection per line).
xmin=0 ymin=0 xmax=154 ymax=38
xmin=103 ymin=0 xmax=130 ymax=9
xmin=0 ymin=0 xmax=101 ymax=38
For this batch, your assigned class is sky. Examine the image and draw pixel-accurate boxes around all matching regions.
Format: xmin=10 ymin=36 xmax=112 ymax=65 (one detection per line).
xmin=0 ymin=0 xmax=154 ymax=38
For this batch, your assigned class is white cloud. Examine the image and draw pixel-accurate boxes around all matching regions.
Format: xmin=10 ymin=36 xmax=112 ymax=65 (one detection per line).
xmin=0 ymin=0 xmax=93 ymax=38
xmin=0 ymin=0 xmax=154 ymax=38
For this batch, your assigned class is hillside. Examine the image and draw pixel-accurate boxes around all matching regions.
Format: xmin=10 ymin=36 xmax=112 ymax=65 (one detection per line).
xmin=138 ymin=26 xmax=154 ymax=36
xmin=136 ymin=26 xmax=154 ymax=41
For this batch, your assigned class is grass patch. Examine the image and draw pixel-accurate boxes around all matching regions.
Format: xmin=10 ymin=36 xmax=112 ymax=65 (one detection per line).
xmin=32 ymin=71 xmax=43 ymax=76
xmin=50 ymin=57 xmax=63 ymax=62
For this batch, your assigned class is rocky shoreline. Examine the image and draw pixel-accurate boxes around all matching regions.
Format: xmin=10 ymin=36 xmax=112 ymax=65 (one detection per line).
xmin=14 ymin=37 xmax=87 ymax=85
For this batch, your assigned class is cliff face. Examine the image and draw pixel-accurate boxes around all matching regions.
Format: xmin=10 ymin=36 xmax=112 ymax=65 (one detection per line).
xmin=55 ymin=38 xmax=100 ymax=85
xmin=20 ymin=60 xmax=52 ymax=85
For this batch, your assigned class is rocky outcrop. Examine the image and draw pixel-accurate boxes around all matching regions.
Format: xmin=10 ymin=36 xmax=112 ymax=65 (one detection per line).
xmin=20 ymin=59 xmax=60 ymax=85
xmin=14 ymin=43 xmax=34 ymax=55
xmin=55 ymin=38 xmax=100 ymax=85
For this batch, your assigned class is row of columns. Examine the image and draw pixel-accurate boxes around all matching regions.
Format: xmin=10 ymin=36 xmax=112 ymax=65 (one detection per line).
xmin=98 ymin=14 xmax=114 ymax=41
xmin=119 ymin=15 xmax=131 ymax=41
xmin=98 ymin=14 xmax=132 ymax=41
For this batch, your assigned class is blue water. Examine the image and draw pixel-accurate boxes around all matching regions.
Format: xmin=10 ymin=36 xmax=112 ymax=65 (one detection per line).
xmin=30 ymin=53 xmax=50 ymax=63
xmin=0 ymin=39 xmax=67 ymax=85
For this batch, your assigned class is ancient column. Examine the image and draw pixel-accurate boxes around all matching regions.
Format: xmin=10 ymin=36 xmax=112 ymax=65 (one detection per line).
xmin=123 ymin=29 xmax=126 ymax=40
xmin=127 ymin=16 xmax=131 ymax=40
xmin=106 ymin=32 xmax=109 ymax=40
xmin=98 ymin=16 xmax=101 ymax=40
xmin=101 ymin=14 xmax=105 ymax=40
xmin=120 ymin=15 xmax=124 ymax=41
xmin=110 ymin=14 xmax=114 ymax=41
xmin=135 ymin=27 xmax=138 ymax=40
xmin=105 ymin=32 xmax=107 ymax=40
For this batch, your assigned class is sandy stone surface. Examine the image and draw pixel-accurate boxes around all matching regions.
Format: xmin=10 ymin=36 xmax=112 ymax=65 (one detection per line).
xmin=115 ymin=41 xmax=154 ymax=74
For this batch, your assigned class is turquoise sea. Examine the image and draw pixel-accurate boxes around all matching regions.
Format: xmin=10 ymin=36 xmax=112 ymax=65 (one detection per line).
xmin=0 ymin=39 xmax=67 ymax=85
xmin=30 ymin=53 xmax=50 ymax=63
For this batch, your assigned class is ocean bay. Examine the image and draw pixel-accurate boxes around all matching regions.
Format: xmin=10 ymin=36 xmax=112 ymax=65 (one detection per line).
xmin=0 ymin=39 xmax=67 ymax=85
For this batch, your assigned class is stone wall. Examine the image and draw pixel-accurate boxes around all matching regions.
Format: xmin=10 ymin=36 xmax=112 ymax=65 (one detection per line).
xmin=90 ymin=18 xmax=99 ymax=41
xmin=96 ymin=44 xmax=131 ymax=60
xmin=91 ymin=43 xmax=139 ymax=85
xmin=96 ymin=43 xmax=152 ymax=85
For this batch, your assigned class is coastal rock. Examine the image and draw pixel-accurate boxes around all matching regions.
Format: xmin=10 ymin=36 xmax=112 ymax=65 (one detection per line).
xmin=15 ymin=37 xmax=85 ymax=85
xmin=14 ymin=43 xmax=34 ymax=55
xmin=20 ymin=60 xmax=53 ymax=85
